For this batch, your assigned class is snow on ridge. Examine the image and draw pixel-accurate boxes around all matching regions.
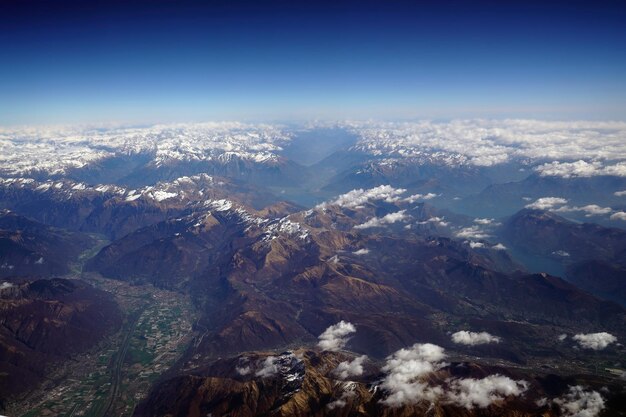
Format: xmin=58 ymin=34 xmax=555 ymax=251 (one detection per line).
xmin=0 ymin=123 xmax=291 ymax=176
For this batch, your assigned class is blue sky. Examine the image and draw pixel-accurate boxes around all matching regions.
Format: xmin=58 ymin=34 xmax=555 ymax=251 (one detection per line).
xmin=1 ymin=0 xmax=625 ymax=124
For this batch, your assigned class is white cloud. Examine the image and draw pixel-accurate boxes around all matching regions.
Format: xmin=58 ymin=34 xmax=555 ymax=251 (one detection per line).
xmin=492 ymin=243 xmax=507 ymax=250
xmin=525 ymin=197 xmax=568 ymax=210
xmin=553 ymin=386 xmax=605 ymax=417
xmin=404 ymin=193 xmax=438 ymax=203
xmin=334 ymin=355 xmax=368 ymax=380
xmin=474 ymin=218 xmax=495 ymax=225
xmin=558 ymin=334 xmax=568 ymax=341
xmin=319 ymin=185 xmax=407 ymax=209
xmin=456 ymin=226 xmax=491 ymax=240
xmin=451 ymin=331 xmax=501 ymax=346
xmin=0 ymin=282 xmax=14 ymax=290
xmin=615 ymin=190 xmax=626 ymax=196
xmin=236 ymin=365 xmax=251 ymax=375
xmin=610 ymin=211 xmax=626 ymax=221
xmin=417 ymin=216 xmax=449 ymax=227
xmin=380 ymin=343 xmax=447 ymax=407
xmin=347 ymin=120 xmax=626 ymax=170
xmin=353 ymin=248 xmax=370 ymax=255
xmin=573 ymin=332 xmax=617 ymax=350
xmin=445 ymin=375 xmax=528 ymax=409
xmin=318 ymin=321 xmax=357 ymax=352
xmin=536 ymin=160 xmax=626 ymax=178
xmin=354 ymin=210 xmax=409 ymax=229
xmin=469 ymin=241 xmax=485 ymax=249
xmin=255 ymin=356 xmax=279 ymax=377
xmin=555 ymin=204 xmax=613 ymax=216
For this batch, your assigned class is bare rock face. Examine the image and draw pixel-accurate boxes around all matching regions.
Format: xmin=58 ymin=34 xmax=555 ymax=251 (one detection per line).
xmin=0 ymin=278 xmax=122 ymax=402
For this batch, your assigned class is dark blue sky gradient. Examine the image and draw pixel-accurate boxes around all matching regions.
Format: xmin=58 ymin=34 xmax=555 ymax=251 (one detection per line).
xmin=1 ymin=0 xmax=625 ymax=124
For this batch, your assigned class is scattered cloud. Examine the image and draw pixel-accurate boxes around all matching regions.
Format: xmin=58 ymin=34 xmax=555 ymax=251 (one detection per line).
xmin=492 ymin=243 xmax=507 ymax=250
xmin=610 ymin=211 xmax=626 ymax=221
xmin=558 ymin=334 xmax=568 ymax=341
xmin=553 ymin=386 xmax=605 ymax=417
xmin=255 ymin=356 xmax=279 ymax=377
xmin=473 ymin=218 xmax=495 ymax=225
xmin=456 ymin=226 xmax=491 ymax=240
xmin=573 ymin=332 xmax=617 ymax=350
xmin=334 ymin=355 xmax=368 ymax=380
xmin=0 ymin=282 xmax=14 ymax=290
xmin=417 ymin=216 xmax=449 ymax=227
xmin=535 ymin=160 xmax=626 ymax=178
xmin=451 ymin=331 xmax=501 ymax=346
xmin=555 ymin=204 xmax=613 ymax=216
xmin=353 ymin=248 xmax=370 ymax=255
xmin=525 ymin=197 xmax=568 ymax=210
xmin=319 ymin=185 xmax=406 ymax=209
xmin=445 ymin=375 xmax=528 ymax=409
xmin=404 ymin=193 xmax=438 ymax=203
xmin=236 ymin=365 xmax=251 ymax=375
xmin=615 ymin=190 xmax=626 ymax=197
xmin=469 ymin=241 xmax=485 ymax=249
xmin=380 ymin=343 xmax=447 ymax=407
xmin=318 ymin=321 xmax=357 ymax=352
xmin=354 ymin=210 xmax=409 ymax=229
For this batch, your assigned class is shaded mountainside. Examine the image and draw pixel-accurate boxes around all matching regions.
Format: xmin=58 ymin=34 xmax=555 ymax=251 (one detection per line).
xmin=500 ymin=209 xmax=626 ymax=305
xmin=0 ymin=210 xmax=95 ymax=278
xmin=0 ymin=278 xmax=122 ymax=403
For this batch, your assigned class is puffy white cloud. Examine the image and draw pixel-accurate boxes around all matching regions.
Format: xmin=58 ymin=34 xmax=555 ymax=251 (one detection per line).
xmin=451 ymin=331 xmax=501 ymax=346
xmin=525 ymin=197 xmax=568 ymax=210
xmin=474 ymin=218 xmax=495 ymax=225
xmin=404 ymin=193 xmax=437 ymax=203
xmin=353 ymin=248 xmax=370 ymax=255
xmin=417 ymin=216 xmax=449 ymax=227
xmin=379 ymin=343 xmax=530 ymax=410
xmin=236 ymin=365 xmax=251 ymax=375
xmin=553 ymin=386 xmax=605 ymax=417
xmin=469 ymin=241 xmax=485 ymax=249
xmin=318 ymin=321 xmax=357 ymax=352
xmin=573 ymin=332 xmax=617 ymax=350
xmin=456 ymin=226 xmax=491 ymax=240
xmin=445 ymin=375 xmax=528 ymax=409
xmin=535 ymin=160 xmax=626 ymax=178
xmin=492 ymin=243 xmax=507 ymax=250
xmin=555 ymin=204 xmax=613 ymax=216
xmin=334 ymin=355 xmax=368 ymax=380
xmin=380 ymin=343 xmax=447 ymax=407
xmin=610 ymin=211 xmax=626 ymax=221
xmin=319 ymin=185 xmax=406 ymax=209
xmin=255 ymin=356 xmax=279 ymax=377
xmin=354 ymin=210 xmax=410 ymax=229
xmin=615 ymin=190 xmax=626 ymax=197
xmin=558 ymin=334 xmax=568 ymax=341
